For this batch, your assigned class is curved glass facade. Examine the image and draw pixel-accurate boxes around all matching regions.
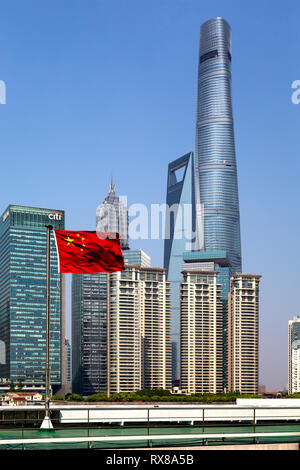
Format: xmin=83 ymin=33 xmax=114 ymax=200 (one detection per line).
xmin=195 ymin=17 xmax=242 ymax=274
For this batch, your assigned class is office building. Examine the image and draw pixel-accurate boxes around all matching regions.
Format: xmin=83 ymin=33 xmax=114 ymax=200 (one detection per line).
xmin=96 ymin=177 xmax=129 ymax=250
xmin=195 ymin=18 xmax=242 ymax=274
xmin=123 ymin=249 xmax=151 ymax=267
xmin=0 ymin=205 xmax=65 ymax=393
xmin=288 ymin=316 xmax=300 ymax=394
xmin=180 ymin=270 xmax=223 ymax=394
xmin=65 ymin=338 xmax=71 ymax=392
xmin=108 ymin=265 xmax=172 ymax=393
xmin=72 ymin=273 xmax=108 ymax=395
xmin=163 ymin=152 xmax=196 ymax=380
xmin=227 ymin=274 xmax=261 ymax=394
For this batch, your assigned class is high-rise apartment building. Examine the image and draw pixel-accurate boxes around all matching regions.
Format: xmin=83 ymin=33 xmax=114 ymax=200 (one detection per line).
xmin=0 ymin=205 xmax=65 ymax=393
xmin=180 ymin=270 xmax=223 ymax=394
xmin=227 ymin=274 xmax=261 ymax=394
xmin=288 ymin=316 xmax=300 ymax=394
xmin=195 ymin=17 xmax=242 ymax=274
xmin=182 ymin=250 xmax=231 ymax=388
xmin=96 ymin=178 xmax=129 ymax=250
xmin=163 ymin=152 xmax=195 ymax=380
xmin=72 ymin=273 xmax=108 ymax=395
xmin=108 ymin=265 xmax=172 ymax=393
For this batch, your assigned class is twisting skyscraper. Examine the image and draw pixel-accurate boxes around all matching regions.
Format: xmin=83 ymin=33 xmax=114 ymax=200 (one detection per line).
xmin=195 ymin=18 xmax=242 ymax=274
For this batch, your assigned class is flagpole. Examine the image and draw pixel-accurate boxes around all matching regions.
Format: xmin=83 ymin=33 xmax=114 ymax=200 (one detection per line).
xmin=40 ymin=224 xmax=54 ymax=430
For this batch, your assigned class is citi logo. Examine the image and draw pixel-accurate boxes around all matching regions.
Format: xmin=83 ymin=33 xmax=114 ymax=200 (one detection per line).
xmin=48 ymin=212 xmax=62 ymax=221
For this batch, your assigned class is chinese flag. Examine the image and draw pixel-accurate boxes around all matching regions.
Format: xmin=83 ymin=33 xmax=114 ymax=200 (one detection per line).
xmin=54 ymin=230 xmax=125 ymax=274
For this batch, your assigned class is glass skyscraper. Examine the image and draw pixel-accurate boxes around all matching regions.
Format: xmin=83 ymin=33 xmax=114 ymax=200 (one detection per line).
xmin=163 ymin=152 xmax=196 ymax=380
xmin=195 ymin=17 xmax=242 ymax=274
xmin=0 ymin=205 xmax=65 ymax=393
xmin=123 ymin=249 xmax=151 ymax=268
xmin=72 ymin=273 xmax=108 ymax=395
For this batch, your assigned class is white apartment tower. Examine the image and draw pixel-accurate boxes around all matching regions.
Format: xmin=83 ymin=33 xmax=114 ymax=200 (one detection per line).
xmin=107 ymin=265 xmax=172 ymax=393
xmin=180 ymin=270 xmax=223 ymax=394
xmin=227 ymin=274 xmax=261 ymax=394
xmin=288 ymin=316 xmax=300 ymax=394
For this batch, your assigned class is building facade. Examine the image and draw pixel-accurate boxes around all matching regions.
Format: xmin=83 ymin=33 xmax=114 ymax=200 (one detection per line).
xmin=182 ymin=250 xmax=231 ymax=388
xmin=288 ymin=316 xmax=300 ymax=394
xmin=72 ymin=273 xmax=108 ymax=395
xmin=195 ymin=17 xmax=242 ymax=274
xmin=123 ymin=249 xmax=151 ymax=268
xmin=227 ymin=274 xmax=261 ymax=394
xmin=180 ymin=270 xmax=223 ymax=394
xmin=96 ymin=178 xmax=129 ymax=250
xmin=108 ymin=266 xmax=172 ymax=393
xmin=65 ymin=338 xmax=71 ymax=389
xmin=163 ymin=152 xmax=196 ymax=380
xmin=0 ymin=205 xmax=65 ymax=393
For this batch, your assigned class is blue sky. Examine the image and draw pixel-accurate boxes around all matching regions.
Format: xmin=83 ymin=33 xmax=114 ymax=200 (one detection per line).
xmin=0 ymin=0 xmax=299 ymax=390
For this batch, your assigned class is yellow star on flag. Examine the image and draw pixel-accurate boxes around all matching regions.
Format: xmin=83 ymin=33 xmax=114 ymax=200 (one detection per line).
xmin=64 ymin=236 xmax=75 ymax=246
xmin=76 ymin=233 xmax=86 ymax=251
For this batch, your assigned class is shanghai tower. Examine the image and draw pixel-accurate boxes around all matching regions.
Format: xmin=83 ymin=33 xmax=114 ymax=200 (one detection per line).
xmin=195 ymin=17 xmax=242 ymax=274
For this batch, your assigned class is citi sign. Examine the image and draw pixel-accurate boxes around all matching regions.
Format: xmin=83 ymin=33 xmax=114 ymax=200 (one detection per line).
xmin=48 ymin=212 xmax=62 ymax=221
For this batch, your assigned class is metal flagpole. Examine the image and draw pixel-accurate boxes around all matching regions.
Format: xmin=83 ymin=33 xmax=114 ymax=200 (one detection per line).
xmin=40 ymin=224 xmax=54 ymax=430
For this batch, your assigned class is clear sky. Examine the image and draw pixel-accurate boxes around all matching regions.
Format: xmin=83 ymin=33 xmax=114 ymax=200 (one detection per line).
xmin=0 ymin=0 xmax=299 ymax=391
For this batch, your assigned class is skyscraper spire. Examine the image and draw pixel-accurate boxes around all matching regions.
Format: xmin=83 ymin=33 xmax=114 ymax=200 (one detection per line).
xmin=109 ymin=173 xmax=115 ymax=193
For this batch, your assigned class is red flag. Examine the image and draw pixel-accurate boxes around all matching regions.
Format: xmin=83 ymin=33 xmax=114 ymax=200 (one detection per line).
xmin=54 ymin=230 xmax=124 ymax=274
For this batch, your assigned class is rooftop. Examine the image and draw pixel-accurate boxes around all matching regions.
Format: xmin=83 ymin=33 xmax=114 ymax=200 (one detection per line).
xmin=183 ymin=250 xmax=232 ymax=267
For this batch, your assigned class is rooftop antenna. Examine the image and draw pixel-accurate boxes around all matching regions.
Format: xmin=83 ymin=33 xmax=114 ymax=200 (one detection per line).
xmin=109 ymin=173 xmax=115 ymax=193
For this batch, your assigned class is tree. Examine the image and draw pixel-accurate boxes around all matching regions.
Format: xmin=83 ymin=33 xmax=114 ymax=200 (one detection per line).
xmin=86 ymin=392 xmax=107 ymax=402
xmin=17 ymin=380 xmax=24 ymax=390
xmin=51 ymin=394 xmax=64 ymax=401
xmin=66 ymin=393 xmax=84 ymax=402
xmin=9 ymin=381 xmax=15 ymax=392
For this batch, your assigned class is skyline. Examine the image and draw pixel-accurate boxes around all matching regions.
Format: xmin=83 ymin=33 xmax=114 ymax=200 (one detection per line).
xmin=0 ymin=0 xmax=299 ymax=391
